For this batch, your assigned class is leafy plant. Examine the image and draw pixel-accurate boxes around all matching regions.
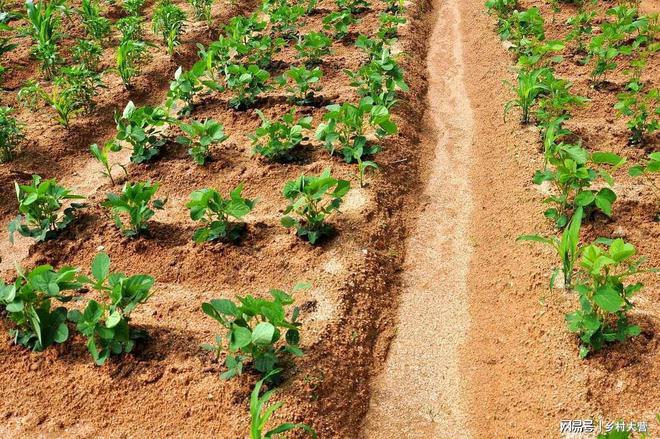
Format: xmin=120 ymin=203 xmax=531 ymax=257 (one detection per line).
xmin=629 ymin=151 xmax=660 ymax=215
xmin=102 ymin=180 xmax=166 ymax=237
xmin=566 ymin=10 xmax=595 ymax=54
xmin=79 ymin=0 xmax=111 ymax=41
xmin=249 ymin=370 xmax=318 ymax=439
xmin=115 ymin=39 xmax=149 ymax=89
xmin=201 ymin=285 xmax=306 ymax=379
xmin=336 ymin=0 xmax=369 ymax=14
xmin=152 ymin=0 xmax=187 ymax=55
xmin=69 ymin=252 xmax=154 ymax=365
xmin=187 ymin=0 xmax=213 ymax=26
xmin=517 ymin=207 xmax=583 ymax=289
xmin=176 ymin=118 xmax=228 ymax=165
xmin=251 ymin=109 xmax=312 ymax=161
xmin=614 ymin=80 xmax=659 ymax=145
xmin=224 ymin=64 xmax=270 ymax=110
xmin=186 ymin=184 xmax=255 ymax=242
xmin=316 ymin=97 xmax=396 ymax=162
xmin=534 ymin=70 xmax=587 ymax=125
xmin=267 ymin=2 xmax=305 ymax=39
xmin=0 ymin=106 xmax=24 ymax=162
xmin=377 ymin=12 xmax=405 ymax=41
xmin=534 ymin=146 xmax=624 ymax=227
xmin=167 ymin=65 xmax=203 ymax=115
xmin=9 ymin=175 xmax=85 ymax=243
xmin=90 ymin=141 xmax=127 ymax=184
xmin=566 ymin=238 xmax=649 ymax=358
xmin=281 ymin=168 xmax=350 ymax=244
xmin=322 ymin=10 xmax=356 ymax=40
xmin=277 ymin=65 xmax=322 ymax=105
xmin=121 ymin=0 xmax=145 ymax=15
xmin=295 ymin=32 xmax=332 ymax=65
xmin=113 ymin=101 xmax=173 ymax=163
xmin=347 ymin=38 xmax=408 ymax=107
xmin=0 ymin=264 xmax=81 ymax=351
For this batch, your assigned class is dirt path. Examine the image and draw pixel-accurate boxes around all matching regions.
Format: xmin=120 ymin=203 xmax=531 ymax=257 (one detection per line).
xmin=361 ymin=0 xmax=474 ymax=436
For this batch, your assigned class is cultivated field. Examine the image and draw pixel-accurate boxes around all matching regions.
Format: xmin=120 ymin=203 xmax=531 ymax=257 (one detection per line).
xmin=0 ymin=0 xmax=657 ymax=437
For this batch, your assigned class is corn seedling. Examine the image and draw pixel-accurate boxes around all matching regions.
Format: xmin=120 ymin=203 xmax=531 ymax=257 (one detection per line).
xmin=0 ymin=264 xmax=81 ymax=351
xmin=122 ymin=0 xmax=145 ymax=15
xmin=79 ymin=0 xmax=111 ymax=41
xmin=251 ymin=109 xmax=312 ymax=161
xmin=102 ymin=180 xmax=166 ymax=237
xmin=116 ymin=39 xmax=149 ymax=89
xmin=117 ymin=15 xmax=143 ymax=41
xmin=281 ymin=168 xmax=350 ymax=244
xmin=69 ymin=252 xmax=154 ymax=365
xmin=0 ymin=106 xmax=24 ymax=162
xmin=517 ymin=207 xmax=583 ymax=289
xmin=9 ymin=175 xmax=85 ymax=243
xmin=152 ymin=0 xmax=187 ymax=55
xmin=187 ymin=0 xmax=213 ymax=26
xmin=71 ymin=39 xmax=103 ymax=71
xmin=176 ymin=118 xmax=228 ymax=165
xmin=90 ymin=141 xmax=127 ymax=184
xmin=23 ymin=0 xmax=65 ymax=77
xmin=248 ymin=370 xmax=318 ymax=439
xmin=504 ymin=67 xmax=550 ymax=124
xmin=186 ymin=184 xmax=255 ymax=242
xmin=201 ymin=284 xmax=307 ymax=379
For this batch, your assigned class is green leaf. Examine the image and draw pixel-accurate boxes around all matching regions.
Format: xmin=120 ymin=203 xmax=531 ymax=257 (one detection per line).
xmin=91 ymin=252 xmax=110 ymax=282
xmin=593 ymin=286 xmax=624 ymax=312
xmin=229 ymin=325 xmax=252 ymax=351
xmin=251 ymin=322 xmax=275 ymax=345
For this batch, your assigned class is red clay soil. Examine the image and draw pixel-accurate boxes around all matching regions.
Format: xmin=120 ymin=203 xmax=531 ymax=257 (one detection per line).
xmin=461 ymin=0 xmax=659 ymax=437
xmin=0 ymin=0 xmax=431 ymax=437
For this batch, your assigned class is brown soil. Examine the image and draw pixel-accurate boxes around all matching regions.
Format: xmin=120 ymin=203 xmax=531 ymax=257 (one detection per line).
xmin=0 ymin=0 xmax=431 ymax=437
xmin=0 ymin=0 xmax=658 ymax=437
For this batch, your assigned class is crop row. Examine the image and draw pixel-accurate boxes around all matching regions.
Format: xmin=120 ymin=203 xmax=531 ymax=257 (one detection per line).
xmin=0 ymin=0 xmax=409 ymax=435
xmin=486 ymin=0 xmax=658 ymax=360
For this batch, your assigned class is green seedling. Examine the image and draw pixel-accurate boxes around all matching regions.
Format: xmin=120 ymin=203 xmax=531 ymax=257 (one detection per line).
xmin=187 ymin=184 xmax=256 ymax=242
xmin=567 ymin=238 xmax=650 ymax=358
xmin=152 ymin=0 xmax=187 ymax=55
xmin=281 ymin=168 xmax=350 ymax=244
xmin=90 ymin=141 xmax=127 ymax=184
xmin=504 ymin=67 xmax=550 ymax=124
xmin=79 ymin=0 xmax=111 ymax=41
xmin=176 ymin=118 xmax=228 ymax=165
xmin=251 ymin=109 xmax=312 ymax=161
xmin=0 ymin=106 xmax=24 ymax=162
xmin=224 ymin=64 xmax=270 ymax=110
xmin=322 ymin=10 xmax=356 ymax=40
xmin=201 ymin=285 xmax=307 ymax=379
xmin=517 ymin=207 xmax=583 ymax=289
xmin=116 ymin=39 xmax=149 ymax=89
xmin=249 ymin=370 xmax=318 ymax=439
xmin=114 ymin=101 xmax=173 ymax=163
xmin=295 ymin=32 xmax=332 ymax=65
xmin=102 ymin=180 xmax=166 ymax=237
xmin=69 ymin=252 xmax=154 ymax=365
xmin=0 ymin=264 xmax=81 ymax=351
xmin=277 ymin=66 xmax=322 ymax=105
xmin=9 ymin=175 xmax=85 ymax=243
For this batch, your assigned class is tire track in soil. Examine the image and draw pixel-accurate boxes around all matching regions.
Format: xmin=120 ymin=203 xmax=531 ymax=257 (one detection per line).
xmin=361 ymin=0 xmax=474 ymax=436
